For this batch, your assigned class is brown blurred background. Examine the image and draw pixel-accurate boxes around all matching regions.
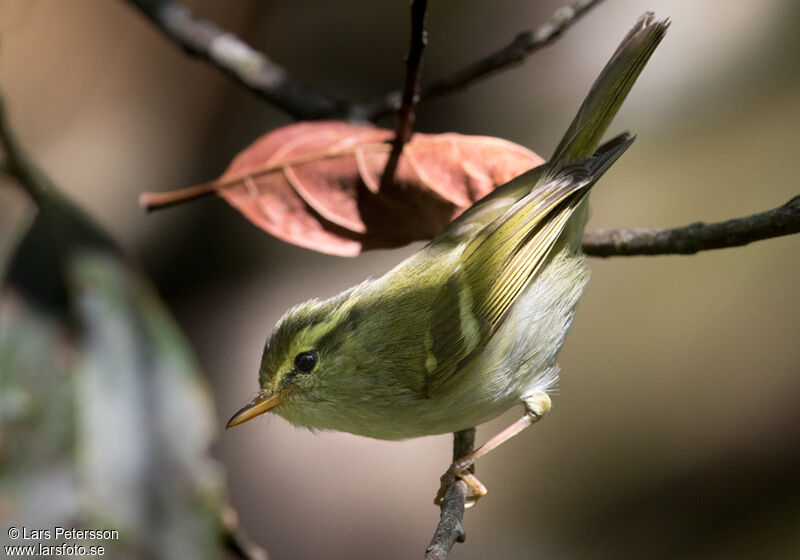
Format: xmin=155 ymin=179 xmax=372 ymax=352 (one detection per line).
xmin=2 ymin=0 xmax=799 ymax=558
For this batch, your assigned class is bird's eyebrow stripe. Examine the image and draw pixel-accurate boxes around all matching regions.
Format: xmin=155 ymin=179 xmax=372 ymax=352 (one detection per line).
xmin=314 ymin=302 xmax=361 ymax=350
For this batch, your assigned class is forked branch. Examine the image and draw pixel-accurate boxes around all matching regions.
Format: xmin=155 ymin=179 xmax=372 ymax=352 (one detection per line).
xmin=121 ymin=0 xmax=606 ymax=123
xmin=357 ymin=0 xmax=608 ymax=122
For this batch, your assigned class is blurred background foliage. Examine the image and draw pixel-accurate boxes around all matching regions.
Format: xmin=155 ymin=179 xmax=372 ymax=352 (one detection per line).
xmin=1 ymin=0 xmax=798 ymax=559
xmin=0 ymin=98 xmax=225 ymax=556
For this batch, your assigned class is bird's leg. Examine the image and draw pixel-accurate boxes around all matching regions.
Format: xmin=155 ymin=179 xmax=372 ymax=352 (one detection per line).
xmin=435 ymin=392 xmax=552 ymax=507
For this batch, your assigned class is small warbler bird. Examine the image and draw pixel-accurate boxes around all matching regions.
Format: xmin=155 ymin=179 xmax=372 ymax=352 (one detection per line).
xmin=227 ymin=13 xmax=668 ymax=504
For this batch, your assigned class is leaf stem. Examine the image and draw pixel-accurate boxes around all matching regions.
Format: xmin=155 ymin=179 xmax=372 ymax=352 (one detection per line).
xmin=138 ymin=181 xmax=218 ymax=212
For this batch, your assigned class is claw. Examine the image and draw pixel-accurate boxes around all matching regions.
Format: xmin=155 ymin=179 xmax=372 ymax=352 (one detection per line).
xmin=460 ymin=473 xmax=487 ymax=508
xmin=434 ymin=461 xmax=487 ymax=507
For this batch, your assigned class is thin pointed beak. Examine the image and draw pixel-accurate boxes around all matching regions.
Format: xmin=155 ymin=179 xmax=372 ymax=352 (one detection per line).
xmin=226 ymin=390 xmax=290 ymax=429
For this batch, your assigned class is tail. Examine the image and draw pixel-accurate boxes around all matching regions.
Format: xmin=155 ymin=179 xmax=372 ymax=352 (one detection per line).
xmin=453 ymin=14 xmax=668 ymax=330
xmin=543 ymin=12 xmax=669 ymax=181
xmin=459 ymin=132 xmax=635 ymax=328
xmin=449 ymin=13 xmax=668 ymax=235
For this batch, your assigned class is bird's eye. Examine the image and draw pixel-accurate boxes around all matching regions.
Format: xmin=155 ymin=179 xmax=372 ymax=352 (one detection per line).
xmin=294 ymin=351 xmax=318 ymax=373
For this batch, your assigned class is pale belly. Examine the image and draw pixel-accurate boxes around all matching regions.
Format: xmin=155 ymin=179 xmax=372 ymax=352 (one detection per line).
xmin=387 ymin=250 xmax=589 ymax=438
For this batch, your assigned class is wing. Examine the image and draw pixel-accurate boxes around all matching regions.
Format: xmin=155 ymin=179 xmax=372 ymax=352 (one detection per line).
xmin=463 ymin=134 xmax=633 ymax=330
xmin=413 ymin=15 xmax=667 ymax=397
xmin=420 ymin=135 xmax=634 ymax=396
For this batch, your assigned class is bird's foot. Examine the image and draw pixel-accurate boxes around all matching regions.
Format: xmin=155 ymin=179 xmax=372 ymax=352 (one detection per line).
xmin=432 ymin=392 xmax=552 ymax=508
xmin=434 ymin=458 xmax=487 ymax=508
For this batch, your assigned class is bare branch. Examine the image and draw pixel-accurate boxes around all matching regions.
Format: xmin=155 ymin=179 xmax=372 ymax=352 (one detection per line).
xmin=425 ymin=428 xmax=474 ymax=560
xmin=583 ymin=196 xmax=800 ymax=257
xmin=122 ymin=0 xmax=346 ymax=120
xmin=356 ymin=0 xmax=607 ymax=122
xmin=381 ymin=0 xmax=429 ymax=191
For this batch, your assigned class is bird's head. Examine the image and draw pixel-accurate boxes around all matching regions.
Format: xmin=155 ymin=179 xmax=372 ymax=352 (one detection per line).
xmin=225 ymin=290 xmax=362 ymax=429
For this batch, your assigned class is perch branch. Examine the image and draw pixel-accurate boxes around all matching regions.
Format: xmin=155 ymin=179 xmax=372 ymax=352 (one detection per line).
xmin=355 ymin=0 xmax=607 ymax=122
xmin=122 ymin=0 xmax=346 ymax=120
xmin=425 ymin=428 xmax=474 ymax=560
xmin=582 ymin=195 xmax=800 ymax=257
xmin=381 ymin=0 xmax=429 ymax=191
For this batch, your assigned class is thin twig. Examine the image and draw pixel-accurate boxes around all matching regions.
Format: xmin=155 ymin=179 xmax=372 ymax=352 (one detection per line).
xmin=381 ymin=0 xmax=429 ymax=191
xmin=355 ymin=0 xmax=607 ymax=122
xmin=122 ymin=0 xmax=346 ymax=120
xmin=425 ymin=428 xmax=475 ymax=560
xmin=582 ymin=195 xmax=800 ymax=257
